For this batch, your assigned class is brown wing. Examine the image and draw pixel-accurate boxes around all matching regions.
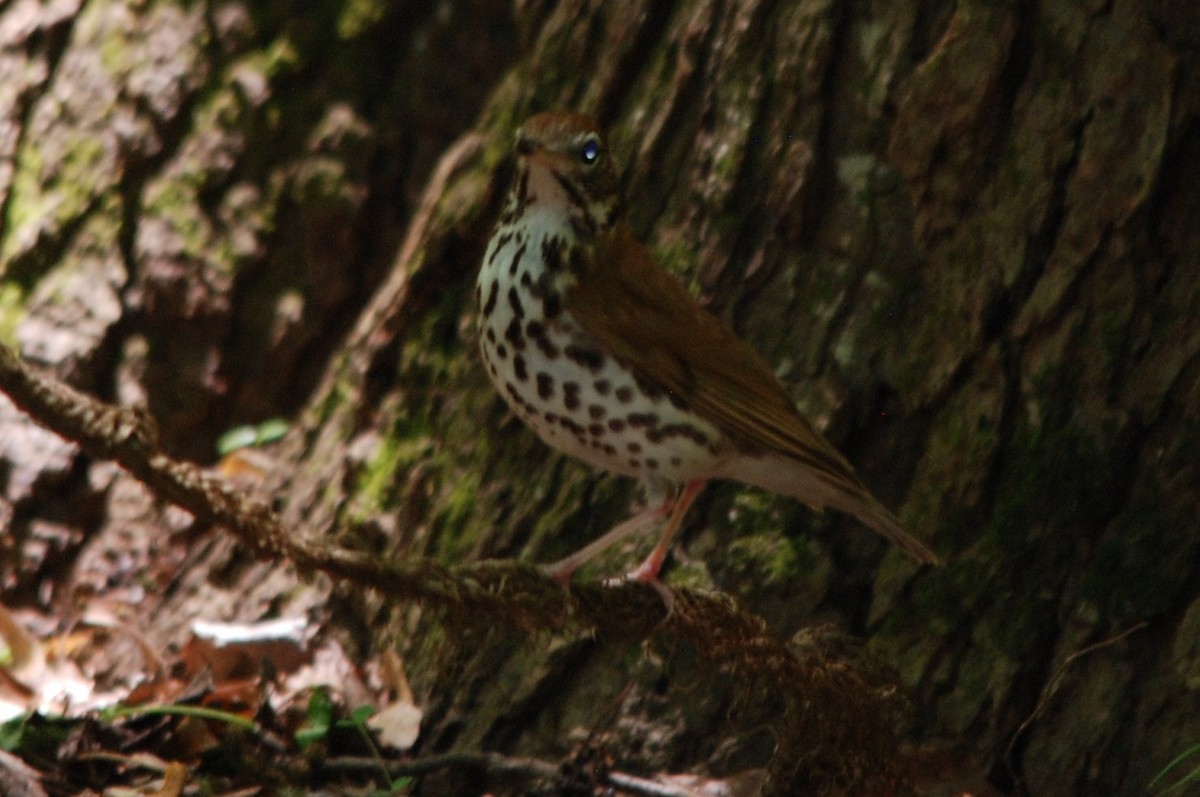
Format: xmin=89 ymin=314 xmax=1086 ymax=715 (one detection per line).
xmin=564 ymin=223 xmax=853 ymax=477
xmin=564 ymin=224 xmax=941 ymax=565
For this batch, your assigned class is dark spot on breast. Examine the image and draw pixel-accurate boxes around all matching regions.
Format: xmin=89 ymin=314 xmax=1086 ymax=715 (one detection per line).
xmin=565 ymin=345 xmax=605 ymax=372
xmin=615 ymin=386 xmax=633 ymax=403
xmin=508 ymin=241 xmax=527 ymax=276
xmin=482 ymin=281 xmax=499 ymax=316
xmin=542 ymin=291 xmax=561 ymax=319
xmin=627 ymin=412 xmax=658 ymax=428
xmin=588 ymin=404 xmax=606 ymax=420
xmin=536 ymin=372 xmax=554 ymax=400
xmin=628 ymin=458 xmax=640 ymax=469
xmin=607 ymin=418 xmax=626 ymax=432
xmin=602 ymin=443 xmax=617 ymax=456
xmin=512 ymin=354 xmax=527 ymax=381
xmin=541 ymin=238 xmax=565 ymax=273
xmin=495 ymin=343 xmax=508 ymax=360
xmin=563 ymin=382 xmax=581 ymax=411
xmin=560 ymin=417 xmax=584 ymax=436
xmin=526 ymin=320 xmax=559 ymax=358
xmin=670 ymin=456 xmax=682 ymax=467
xmin=545 ymin=411 xmax=558 ymax=423
xmin=504 ymin=318 xmax=526 ymax=351
xmin=507 ymin=287 xmax=524 ymax=318
xmin=588 ymin=423 xmax=604 ymax=436
xmin=485 ymin=327 xmax=496 ymax=344
xmin=593 ymin=379 xmax=611 ymax=395
xmin=627 ymin=442 xmax=641 ymax=453
xmin=659 ymin=423 xmax=709 ymax=446
xmin=645 ymin=458 xmax=658 ymax=470
xmin=634 ymin=373 xmax=662 ymax=400
xmin=487 ymin=231 xmax=513 ymax=265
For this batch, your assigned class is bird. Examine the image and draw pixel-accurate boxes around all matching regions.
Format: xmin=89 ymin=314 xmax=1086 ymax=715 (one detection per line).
xmin=475 ymin=110 xmax=939 ymax=582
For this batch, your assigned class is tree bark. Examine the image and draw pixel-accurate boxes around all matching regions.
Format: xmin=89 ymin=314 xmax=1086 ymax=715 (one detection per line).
xmin=1 ymin=0 xmax=1197 ymax=795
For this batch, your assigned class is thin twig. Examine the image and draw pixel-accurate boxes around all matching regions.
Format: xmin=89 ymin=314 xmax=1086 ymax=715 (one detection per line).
xmin=1004 ymin=620 xmax=1149 ymax=782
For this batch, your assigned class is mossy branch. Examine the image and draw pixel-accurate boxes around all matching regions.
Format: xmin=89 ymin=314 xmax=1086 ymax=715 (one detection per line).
xmin=0 ymin=339 xmax=906 ymax=795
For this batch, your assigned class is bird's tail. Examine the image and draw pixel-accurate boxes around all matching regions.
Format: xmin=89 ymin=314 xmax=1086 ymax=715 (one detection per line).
xmin=718 ymin=453 xmax=941 ymax=565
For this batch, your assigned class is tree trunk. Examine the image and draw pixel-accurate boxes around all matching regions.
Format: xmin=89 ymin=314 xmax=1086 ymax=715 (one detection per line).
xmin=2 ymin=0 xmax=1197 ymax=794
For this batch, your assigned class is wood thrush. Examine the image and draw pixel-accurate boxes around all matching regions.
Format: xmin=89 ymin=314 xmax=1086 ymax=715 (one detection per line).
xmin=476 ymin=111 xmax=940 ymax=581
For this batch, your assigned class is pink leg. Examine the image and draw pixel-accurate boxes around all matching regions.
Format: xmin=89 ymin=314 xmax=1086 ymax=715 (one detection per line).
xmin=541 ymin=500 xmax=671 ymax=583
xmin=627 ymin=480 xmax=706 ymax=582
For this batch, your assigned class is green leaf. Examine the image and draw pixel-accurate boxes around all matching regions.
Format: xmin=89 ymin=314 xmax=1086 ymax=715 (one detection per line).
xmin=296 ymin=687 xmax=334 ymax=749
xmin=255 ymin=417 xmax=289 ymax=444
xmin=216 ymin=417 xmax=290 ymax=455
xmin=216 ymin=425 xmax=259 ymax=455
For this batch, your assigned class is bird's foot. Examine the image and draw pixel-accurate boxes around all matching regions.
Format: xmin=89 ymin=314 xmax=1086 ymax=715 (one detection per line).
xmin=540 ymin=503 xmax=670 ymax=583
xmin=625 ymin=546 xmax=667 ymax=583
xmin=599 ymin=568 xmax=675 ymax=618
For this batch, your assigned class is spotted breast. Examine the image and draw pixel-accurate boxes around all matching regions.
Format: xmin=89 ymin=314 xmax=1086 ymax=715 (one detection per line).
xmin=476 ymin=182 xmax=725 ymax=491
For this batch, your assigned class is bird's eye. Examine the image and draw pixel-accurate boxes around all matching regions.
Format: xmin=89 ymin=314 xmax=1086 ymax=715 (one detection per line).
xmin=580 ymin=137 xmax=601 ymax=165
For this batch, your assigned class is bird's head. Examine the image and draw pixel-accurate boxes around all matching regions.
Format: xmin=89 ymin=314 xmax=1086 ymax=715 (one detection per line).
xmin=512 ymin=111 xmax=622 ymax=237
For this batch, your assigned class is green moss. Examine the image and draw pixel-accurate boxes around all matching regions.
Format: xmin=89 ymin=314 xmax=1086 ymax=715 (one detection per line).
xmin=837 ymin=153 xmax=879 ymax=207
xmin=143 ymin=178 xmax=210 ymax=257
xmin=337 ymin=0 xmax=387 ymax=39
xmin=512 ymin=463 xmax=609 ymax=569
xmin=325 ymin=280 xmax=505 ymax=564
xmin=1 ymin=145 xmax=46 ymax=258
xmin=431 ymin=470 xmax=484 ymax=561
xmin=260 ymin=36 xmax=302 ymax=80
xmin=711 ymin=141 xmax=741 ymax=184
xmin=350 ymin=432 xmax=433 ymax=523
xmin=653 ymin=237 xmax=698 ymax=282
xmin=96 ymin=21 xmax=134 ymax=77
xmin=664 ymin=558 xmax=712 ymax=590
xmin=0 ymin=282 xmax=25 ymax=345
xmin=4 ymin=135 xmax=106 ymax=267
xmin=724 ymin=533 xmax=821 ymax=586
